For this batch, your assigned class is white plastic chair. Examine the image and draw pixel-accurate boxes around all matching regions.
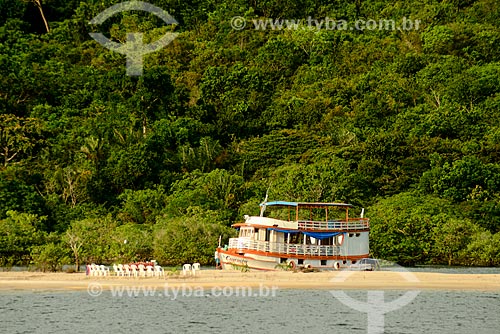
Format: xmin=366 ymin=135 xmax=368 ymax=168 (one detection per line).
xmin=113 ymin=264 xmax=124 ymax=277
xmin=100 ymin=265 xmax=110 ymax=277
xmin=130 ymin=264 xmax=138 ymax=277
xmin=146 ymin=265 xmax=154 ymax=277
xmin=192 ymin=263 xmax=200 ymax=276
xmin=117 ymin=264 xmax=125 ymax=277
xmin=138 ymin=264 xmax=146 ymax=277
xmin=90 ymin=264 xmax=99 ymax=277
xmin=182 ymin=264 xmax=192 ymax=276
xmin=123 ymin=264 xmax=131 ymax=277
xmin=154 ymin=265 xmax=164 ymax=278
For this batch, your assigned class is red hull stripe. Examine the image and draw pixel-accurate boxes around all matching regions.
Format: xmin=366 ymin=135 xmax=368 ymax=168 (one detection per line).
xmin=219 ymin=249 xmax=369 ymax=261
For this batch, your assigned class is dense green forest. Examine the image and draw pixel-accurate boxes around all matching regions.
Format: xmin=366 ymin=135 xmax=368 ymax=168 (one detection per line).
xmin=1 ymin=0 xmax=499 ymax=270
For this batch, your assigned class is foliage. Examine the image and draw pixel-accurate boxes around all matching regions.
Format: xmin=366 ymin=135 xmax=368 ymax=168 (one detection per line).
xmin=153 ymin=207 xmax=235 ymax=265
xmin=117 ymin=186 xmax=167 ymax=224
xmin=64 ymin=215 xmax=117 ymax=266
xmin=275 ymin=262 xmax=294 ymax=271
xmin=31 ymin=240 xmax=70 ymax=272
xmin=466 ymin=231 xmax=500 ymax=266
xmin=0 ymin=211 xmax=46 ymax=266
xmin=109 ymin=223 xmax=153 ymax=263
xmin=432 ymin=218 xmax=483 ymax=266
xmin=164 ymin=169 xmax=246 ymax=221
xmin=420 ymin=155 xmax=500 ymax=203
xmin=1 ymin=0 xmax=500 ymax=267
xmin=369 ymin=192 xmax=462 ymax=266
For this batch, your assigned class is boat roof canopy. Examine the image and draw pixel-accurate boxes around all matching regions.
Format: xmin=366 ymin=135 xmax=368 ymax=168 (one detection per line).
xmin=260 ymin=201 xmax=353 ymax=208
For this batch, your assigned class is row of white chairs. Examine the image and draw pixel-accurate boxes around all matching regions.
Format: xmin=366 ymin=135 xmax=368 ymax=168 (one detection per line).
xmin=87 ymin=264 xmax=110 ymax=277
xmin=113 ymin=264 xmax=164 ymax=278
xmin=182 ymin=263 xmax=201 ymax=276
xmin=88 ymin=263 xmax=201 ymax=277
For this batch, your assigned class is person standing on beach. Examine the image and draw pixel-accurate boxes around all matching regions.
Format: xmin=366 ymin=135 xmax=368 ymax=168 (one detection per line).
xmin=214 ymin=250 xmax=220 ymax=269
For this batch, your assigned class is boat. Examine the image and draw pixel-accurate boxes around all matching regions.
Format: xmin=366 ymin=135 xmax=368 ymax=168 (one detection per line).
xmin=216 ymin=200 xmax=370 ymax=271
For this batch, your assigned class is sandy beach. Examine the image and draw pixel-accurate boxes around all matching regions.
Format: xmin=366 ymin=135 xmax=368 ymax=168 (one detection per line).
xmin=0 ymin=270 xmax=499 ymax=292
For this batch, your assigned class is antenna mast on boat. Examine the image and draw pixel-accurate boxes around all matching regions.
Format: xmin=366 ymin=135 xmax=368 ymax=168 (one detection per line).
xmin=259 ymin=186 xmax=270 ymax=217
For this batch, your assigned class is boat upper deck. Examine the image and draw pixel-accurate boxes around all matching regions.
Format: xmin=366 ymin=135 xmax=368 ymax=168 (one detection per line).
xmin=239 ymin=200 xmax=370 ymax=231
xmin=236 ymin=216 xmax=369 ymax=231
xmin=297 ymin=218 xmax=369 ymax=230
xmin=261 ymin=201 xmax=353 ymax=209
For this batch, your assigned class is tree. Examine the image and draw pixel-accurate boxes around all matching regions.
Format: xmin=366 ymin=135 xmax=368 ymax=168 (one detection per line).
xmin=109 ymin=223 xmax=153 ymax=263
xmin=432 ymin=218 xmax=482 ymax=265
xmin=64 ymin=228 xmax=84 ymax=271
xmin=164 ymin=169 xmax=246 ymax=222
xmin=0 ymin=167 xmax=46 ymax=220
xmin=419 ymin=155 xmax=500 ymax=203
xmin=117 ymin=186 xmax=167 ymax=224
xmin=153 ymin=207 xmax=234 ymax=265
xmin=64 ymin=215 xmax=117 ymax=266
xmin=0 ymin=211 xmax=46 ymax=266
xmin=2 ymin=0 xmax=500 ymax=268
xmin=31 ymin=239 xmax=69 ymax=272
xmin=0 ymin=115 xmax=43 ymax=169
xmin=466 ymin=231 xmax=500 ymax=266
xmin=369 ymin=192 xmax=463 ymax=265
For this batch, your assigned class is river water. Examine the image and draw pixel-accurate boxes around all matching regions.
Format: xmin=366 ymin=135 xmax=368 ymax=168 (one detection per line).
xmin=0 ymin=287 xmax=499 ymax=333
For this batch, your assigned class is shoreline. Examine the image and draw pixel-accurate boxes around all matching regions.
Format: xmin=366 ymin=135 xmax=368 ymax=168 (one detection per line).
xmin=0 ymin=271 xmax=499 ymax=292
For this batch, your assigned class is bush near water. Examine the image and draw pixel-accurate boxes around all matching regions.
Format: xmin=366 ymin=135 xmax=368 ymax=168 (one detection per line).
xmin=1 ymin=0 xmax=500 ymax=270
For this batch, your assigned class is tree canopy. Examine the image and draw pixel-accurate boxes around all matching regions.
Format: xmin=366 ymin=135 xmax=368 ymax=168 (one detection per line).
xmin=1 ymin=0 xmax=500 ymax=269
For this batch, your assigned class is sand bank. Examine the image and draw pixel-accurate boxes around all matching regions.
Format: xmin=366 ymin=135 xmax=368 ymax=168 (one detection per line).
xmin=0 ymin=270 xmax=499 ymax=292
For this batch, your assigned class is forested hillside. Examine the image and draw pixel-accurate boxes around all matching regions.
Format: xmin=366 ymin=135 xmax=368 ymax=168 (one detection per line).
xmin=1 ymin=0 xmax=499 ymax=269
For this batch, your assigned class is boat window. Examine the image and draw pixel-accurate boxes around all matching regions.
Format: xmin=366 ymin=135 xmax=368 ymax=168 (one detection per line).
xmin=321 ymin=237 xmax=335 ymax=246
xmin=239 ymin=227 xmax=254 ymax=238
xmin=289 ymin=233 xmax=303 ymax=244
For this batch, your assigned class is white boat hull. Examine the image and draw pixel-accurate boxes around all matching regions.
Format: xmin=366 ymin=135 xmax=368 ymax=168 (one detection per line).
xmin=217 ymin=248 xmax=364 ymax=271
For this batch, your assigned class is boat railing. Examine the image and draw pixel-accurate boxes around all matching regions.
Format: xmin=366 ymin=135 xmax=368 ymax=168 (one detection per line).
xmin=228 ymin=238 xmax=341 ymax=256
xmin=297 ymin=218 xmax=369 ymax=230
